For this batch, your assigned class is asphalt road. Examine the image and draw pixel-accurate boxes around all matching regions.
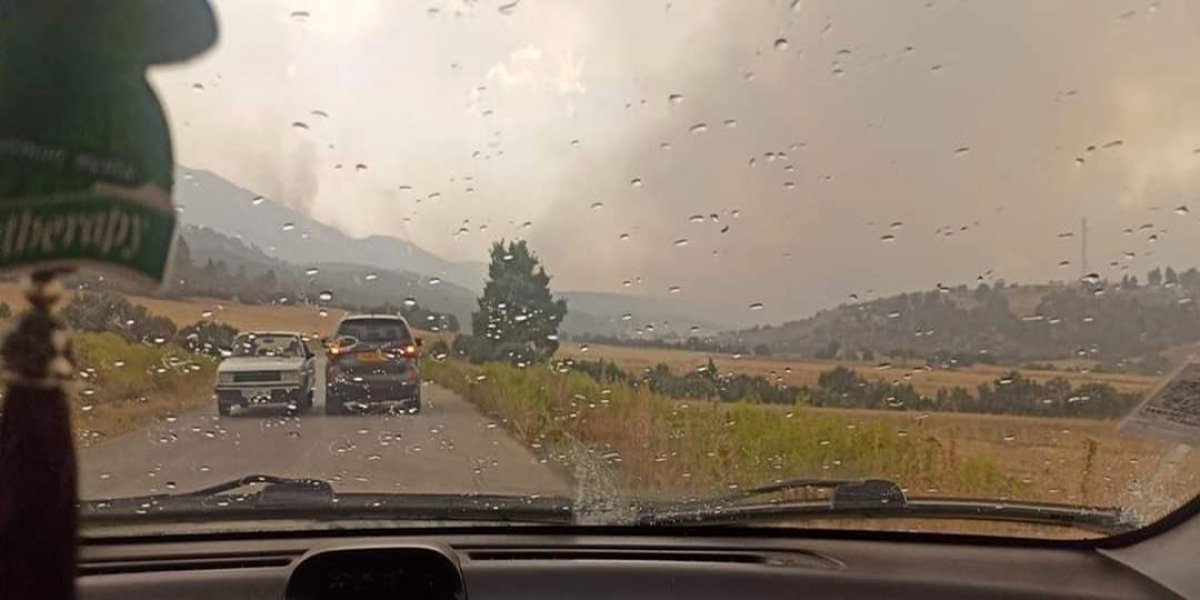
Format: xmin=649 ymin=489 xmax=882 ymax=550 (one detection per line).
xmin=78 ymin=357 xmax=570 ymax=500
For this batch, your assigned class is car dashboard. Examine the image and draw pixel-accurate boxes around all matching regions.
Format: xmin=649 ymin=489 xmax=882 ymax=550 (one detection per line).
xmin=78 ymin=526 xmax=1189 ymax=600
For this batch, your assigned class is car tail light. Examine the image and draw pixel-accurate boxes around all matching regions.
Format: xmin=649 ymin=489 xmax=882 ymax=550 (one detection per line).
xmin=384 ymin=343 xmax=419 ymax=360
xmin=327 ymin=337 xmax=358 ymax=361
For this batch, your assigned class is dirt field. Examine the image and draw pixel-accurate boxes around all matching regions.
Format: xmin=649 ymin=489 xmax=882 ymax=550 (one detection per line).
xmin=555 ymin=342 xmax=1160 ymax=397
xmin=0 ymin=283 xmax=457 ymax=341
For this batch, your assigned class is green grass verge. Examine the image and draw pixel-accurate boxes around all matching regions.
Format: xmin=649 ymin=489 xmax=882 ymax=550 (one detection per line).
xmin=68 ymin=332 xmax=218 ymax=445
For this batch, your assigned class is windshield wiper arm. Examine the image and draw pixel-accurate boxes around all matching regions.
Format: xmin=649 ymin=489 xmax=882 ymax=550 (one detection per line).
xmin=80 ymin=474 xmax=575 ymax=525
xmin=636 ymin=479 xmax=1142 ymax=535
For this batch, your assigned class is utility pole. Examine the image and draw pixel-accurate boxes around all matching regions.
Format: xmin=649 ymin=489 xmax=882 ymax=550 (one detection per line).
xmin=1080 ymin=217 xmax=1088 ymax=277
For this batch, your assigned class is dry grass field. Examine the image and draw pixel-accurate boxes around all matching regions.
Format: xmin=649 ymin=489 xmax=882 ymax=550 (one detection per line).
xmin=555 ymin=342 xmax=1160 ymax=397
xmin=761 ymin=405 xmax=1199 ymax=513
xmin=428 ymin=359 xmax=1200 ymax=538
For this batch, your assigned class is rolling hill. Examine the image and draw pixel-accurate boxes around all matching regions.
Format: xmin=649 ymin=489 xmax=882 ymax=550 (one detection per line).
xmin=729 ymin=277 xmax=1200 ymax=367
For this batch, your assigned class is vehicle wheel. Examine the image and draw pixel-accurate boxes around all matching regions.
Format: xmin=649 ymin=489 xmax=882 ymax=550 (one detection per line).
xmin=325 ymin=392 xmax=346 ymax=415
xmin=218 ymin=400 xmax=234 ymax=416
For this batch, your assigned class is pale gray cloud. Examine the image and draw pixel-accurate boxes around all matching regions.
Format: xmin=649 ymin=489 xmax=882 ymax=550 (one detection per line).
xmin=151 ymin=0 xmax=1200 ymax=323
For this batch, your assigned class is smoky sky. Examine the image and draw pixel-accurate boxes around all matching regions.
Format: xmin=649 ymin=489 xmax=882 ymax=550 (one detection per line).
xmin=152 ymin=0 xmax=1200 ymax=323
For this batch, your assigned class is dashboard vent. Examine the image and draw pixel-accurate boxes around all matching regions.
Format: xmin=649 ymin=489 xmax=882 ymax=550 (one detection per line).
xmin=468 ymin=549 xmax=766 ymax=563
xmin=79 ymin=550 xmax=302 ymax=576
xmin=461 ymin=547 xmax=842 ymax=569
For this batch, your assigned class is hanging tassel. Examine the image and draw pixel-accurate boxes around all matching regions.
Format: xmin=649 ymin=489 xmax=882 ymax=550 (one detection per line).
xmin=0 ymin=271 xmax=78 ymax=600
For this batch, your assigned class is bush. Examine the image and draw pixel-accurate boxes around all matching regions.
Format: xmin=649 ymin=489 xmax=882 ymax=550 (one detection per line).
xmin=61 ymin=291 xmax=177 ymax=343
xmin=177 ymin=320 xmax=239 ymax=356
xmin=427 ymin=339 xmax=451 ymax=360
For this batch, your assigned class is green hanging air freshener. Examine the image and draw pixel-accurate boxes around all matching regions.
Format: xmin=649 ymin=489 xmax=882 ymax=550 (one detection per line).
xmin=0 ymin=0 xmax=217 ymax=283
xmin=0 ymin=3 xmax=216 ymax=598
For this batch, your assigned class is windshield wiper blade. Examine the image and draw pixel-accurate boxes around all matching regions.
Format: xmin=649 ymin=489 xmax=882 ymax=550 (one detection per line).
xmin=636 ymin=479 xmax=1142 ymax=535
xmin=80 ymin=474 xmax=575 ymax=525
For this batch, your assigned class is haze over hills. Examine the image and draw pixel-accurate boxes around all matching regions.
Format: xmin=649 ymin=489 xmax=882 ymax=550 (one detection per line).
xmin=175 ymin=167 xmax=487 ymax=291
xmin=172 ymin=168 xmax=747 ymax=335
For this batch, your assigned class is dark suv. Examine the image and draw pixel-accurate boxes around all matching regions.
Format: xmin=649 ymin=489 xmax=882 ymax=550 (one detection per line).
xmin=324 ymin=315 xmax=422 ymax=415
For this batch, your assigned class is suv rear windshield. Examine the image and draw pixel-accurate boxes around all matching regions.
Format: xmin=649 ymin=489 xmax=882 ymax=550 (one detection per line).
xmin=337 ymin=319 xmax=412 ymax=344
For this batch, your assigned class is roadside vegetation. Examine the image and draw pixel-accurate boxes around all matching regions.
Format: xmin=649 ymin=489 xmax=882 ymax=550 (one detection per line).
xmin=18 ymin=291 xmax=231 ymax=445
xmin=425 ymin=358 xmax=1014 ymax=499
xmin=70 ymin=332 xmax=217 ymax=446
xmin=557 ymin=358 xmax=1140 ymax=420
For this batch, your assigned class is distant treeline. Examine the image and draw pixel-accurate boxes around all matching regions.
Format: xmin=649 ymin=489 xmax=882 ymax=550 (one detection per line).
xmin=573 ymin=333 xmax=766 ymax=357
xmin=558 ymin=358 xmax=1140 ymax=420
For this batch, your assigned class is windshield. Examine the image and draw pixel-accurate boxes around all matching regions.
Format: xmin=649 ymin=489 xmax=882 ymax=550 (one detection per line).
xmin=18 ymin=0 xmax=1200 ymax=540
xmin=232 ymin=334 xmax=304 ymax=358
xmin=337 ymin=319 xmax=412 ymax=344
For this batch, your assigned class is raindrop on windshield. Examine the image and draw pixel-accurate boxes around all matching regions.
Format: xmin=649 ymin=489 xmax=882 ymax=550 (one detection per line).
xmin=1175 ymin=205 xmax=1190 ymax=216
xmin=673 ymin=239 xmax=690 ymax=247
xmin=689 ymin=123 xmax=708 ymax=134
xmin=618 ymin=233 xmax=631 ymax=241
xmin=880 ymin=234 xmax=896 ymax=242
xmin=668 ymin=286 xmax=682 ymax=294
xmin=498 ymin=1 xmax=518 ymax=15
xmin=191 ymin=83 xmax=205 ymax=92
xmin=590 ymin=201 xmax=604 ymax=210
xmin=724 ymin=119 xmax=738 ymax=128
xmin=355 ymin=163 xmax=368 ymax=172
xmin=774 ymin=38 xmax=790 ymax=51
xmin=290 ymin=10 xmax=310 ymax=21
xmin=318 ymin=290 xmax=334 ymax=302
xmin=748 ymin=302 xmax=764 ymax=311
xmin=365 ymin=273 xmax=379 ymax=281
xmin=403 ymin=297 xmax=417 ymax=308
xmin=281 ymin=222 xmax=295 ymax=231
xmin=630 ymin=178 xmax=643 ymax=188
xmin=291 ymin=121 xmax=309 ymax=130
xmin=668 ymin=93 xmax=684 ymax=105
xmin=954 ymin=147 xmax=970 ymax=157
xmin=428 ymin=277 xmax=441 ymax=285
xmin=251 ymin=196 xmax=264 ymax=206
xmin=305 ymin=267 xmax=320 ymax=276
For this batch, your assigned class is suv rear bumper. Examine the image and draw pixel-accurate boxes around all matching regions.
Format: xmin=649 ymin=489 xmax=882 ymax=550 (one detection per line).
xmin=327 ymin=378 xmax=420 ymax=403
